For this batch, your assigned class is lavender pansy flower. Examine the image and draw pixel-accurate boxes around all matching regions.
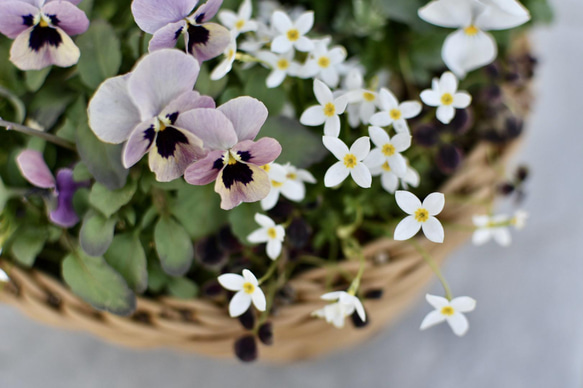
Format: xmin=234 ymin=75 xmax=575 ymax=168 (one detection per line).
xmin=88 ymin=49 xmax=216 ymax=182
xmin=16 ymin=150 xmax=88 ymax=228
xmin=0 ymin=0 xmax=89 ymax=70
xmin=131 ymin=0 xmax=230 ymax=63
xmin=183 ymin=97 xmax=282 ymax=210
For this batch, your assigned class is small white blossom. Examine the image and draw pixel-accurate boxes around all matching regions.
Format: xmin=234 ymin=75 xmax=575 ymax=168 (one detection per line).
xmin=255 ymin=50 xmax=300 ymax=88
xmin=301 ymin=38 xmax=347 ymax=88
xmin=210 ymin=36 xmax=238 ymax=80
xmin=472 ymin=210 xmax=528 ymax=246
xmin=218 ymin=0 xmax=258 ymax=37
xmin=342 ymin=68 xmax=379 ymax=128
xmin=0 ymin=268 xmax=9 ymax=283
xmin=364 ymin=126 xmax=411 ymax=177
xmin=420 ymin=71 xmax=472 ymax=124
xmin=394 ymin=191 xmax=445 ymax=243
xmin=400 ymin=161 xmax=421 ymax=190
xmin=369 ymin=88 xmax=422 ymax=134
xmin=300 ymin=79 xmax=348 ymax=137
xmin=323 ymin=136 xmax=372 ymax=188
xmin=247 ymin=213 xmax=285 ymax=260
xmin=420 ymin=294 xmax=476 ymax=336
xmin=270 ymin=10 xmax=314 ymax=53
xmin=261 ymin=163 xmax=316 ymax=210
xmin=312 ymin=291 xmax=366 ymax=329
xmin=218 ymin=269 xmax=266 ymax=317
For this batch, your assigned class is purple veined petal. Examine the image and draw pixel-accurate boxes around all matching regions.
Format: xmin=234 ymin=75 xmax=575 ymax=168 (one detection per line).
xmin=122 ymin=119 xmax=157 ymax=168
xmin=49 ymin=169 xmax=80 ymax=228
xmin=128 ymin=49 xmax=200 ymax=120
xmin=214 ymin=162 xmax=270 ymax=210
xmin=160 ymin=90 xmax=216 ymax=120
xmin=192 ymin=0 xmax=223 ymax=23
xmin=217 ymin=96 xmax=268 ymax=142
xmin=231 ymin=138 xmax=282 ymax=166
xmin=176 ymin=108 xmax=237 ymax=151
xmin=0 ymin=1 xmax=39 ymax=39
xmin=148 ymin=126 xmax=205 ymax=182
xmin=88 ymin=74 xmax=142 ymax=144
xmin=186 ymin=22 xmax=230 ymax=62
xmin=16 ymin=149 xmax=55 ymax=189
xmin=41 ymin=1 xmax=89 ymax=36
xmin=131 ymin=0 xmax=198 ymax=34
xmin=183 ymin=149 xmax=223 ymax=185
xmin=148 ymin=20 xmax=186 ymax=52
xmin=10 ymin=26 xmax=80 ymax=70
xmin=45 ymin=0 xmax=84 ymax=5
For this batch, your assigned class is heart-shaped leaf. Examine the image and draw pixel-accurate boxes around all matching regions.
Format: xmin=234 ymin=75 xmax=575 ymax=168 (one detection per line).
xmin=154 ymin=216 xmax=194 ymax=276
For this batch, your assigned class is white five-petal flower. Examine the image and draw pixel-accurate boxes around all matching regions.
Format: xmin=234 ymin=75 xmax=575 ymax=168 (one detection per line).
xmin=261 ymin=162 xmax=316 ymax=210
xmin=218 ymin=0 xmax=258 ymax=37
xmin=255 ymin=50 xmax=300 ymax=88
xmin=472 ymin=210 xmax=528 ymax=246
xmin=300 ymin=79 xmax=348 ymax=137
xmin=342 ymin=68 xmax=380 ymax=128
xmin=312 ymin=291 xmax=366 ymax=329
xmin=301 ymin=38 xmax=347 ymax=88
xmin=394 ymin=191 xmax=445 ymax=243
xmin=365 ymin=126 xmax=411 ymax=177
xmin=369 ymin=88 xmax=422 ymax=134
xmin=270 ymin=10 xmax=314 ymax=53
xmin=218 ymin=269 xmax=267 ymax=317
xmin=323 ymin=136 xmax=372 ymax=188
xmin=420 ymin=293 xmax=476 ymax=336
xmin=420 ymin=72 xmax=472 ymax=124
xmin=247 ymin=213 xmax=286 ymax=260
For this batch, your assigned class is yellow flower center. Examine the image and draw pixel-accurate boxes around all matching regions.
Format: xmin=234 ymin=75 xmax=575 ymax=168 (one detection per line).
xmin=287 ymin=29 xmax=300 ymax=41
xmin=227 ymin=49 xmax=235 ymax=60
xmin=464 ymin=25 xmax=479 ymax=36
xmin=363 ymin=92 xmax=375 ymax=102
xmin=242 ymin=282 xmax=255 ymax=294
xmin=261 ymin=164 xmax=270 ymax=172
xmin=276 ymin=58 xmax=289 ymax=70
xmin=267 ymin=227 xmax=277 ymax=239
xmin=39 ymin=18 xmax=49 ymax=27
xmin=317 ymin=56 xmax=330 ymax=68
xmin=381 ymin=161 xmax=391 ymax=172
xmin=382 ymin=143 xmax=396 ymax=157
xmin=441 ymin=93 xmax=454 ymax=105
xmin=226 ymin=151 xmax=239 ymax=165
xmin=343 ymin=154 xmax=357 ymax=168
xmin=323 ymin=102 xmax=336 ymax=117
xmin=286 ymin=172 xmax=297 ymax=180
xmin=414 ymin=208 xmax=429 ymax=223
xmin=271 ymin=180 xmax=283 ymax=188
xmin=235 ymin=19 xmax=245 ymax=30
xmin=390 ymin=109 xmax=402 ymax=120
xmin=441 ymin=306 xmax=455 ymax=316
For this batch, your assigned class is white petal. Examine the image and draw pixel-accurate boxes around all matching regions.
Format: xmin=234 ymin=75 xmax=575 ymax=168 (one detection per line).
xmin=436 ymin=105 xmax=455 ymax=124
xmin=446 ymin=312 xmax=470 ymax=336
xmin=475 ymin=0 xmax=531 ymax=31
xmin=420 ymin=90 xmax=441 ymax=107
xmin=442 ymin=29 xmax=497 ymax=79
xmin=350 ymin=163 xmax=372 ymax=188
xmin=293 ymin=36 xmax=314 ymax=52
xmin=247 ymin=228 xmax=269 ymax=243
xmin=266 ymin=239 xmax=282 ymax=260
xmin=353 ymin=298 xmax=366 ymax=322
xmin=423 ymin=192 xmax=445 ymax=215
xmin=368 ymin=126 xmax=391 ymax=148
xmin=450 ymin=296 xmax=476 ymax=313
xmin=255 ymin=213 xmax=275 ymax=228
xmin=394 ymin=216 xmax=421 ymax=241
xmin=320 ymin=67 xmax=340 ymax=88
xmin=378 ymin=88 xmax=399 ymax=110
xmin=388 ymin=153 xmax=407 ymax=177
xmin=395 ymin=190 xmax=422 ymax=214
xmin=239 ymin=0 xmax=253 ymax=20
xmin=380 ymin=171 xmax=399 ymax=193
xmin=399 ymin=101 xmax=422 ymax=119
xmin=393 ymin=119 xmax=411 ymax=134
xmin=323 ymin=115 xmax=341 ymax=137
xmin=392 ymin=133 xmax=412 ymax=152
xmin=363 ymin=148 xmax=384 ymax=169
xmin=472 ymin=229 xmax=492 ymax=245
xmin=261 ymin=188 xmax=280 ymax=210
xmin=420 ymin=310 xmax=447 ymax=330
xmin=333 ymin=95 xmax=348 ymax=114
xmin=251 ymin=288 xmax=267 ymax=311
xmin=271 ymin=11 xmax=293 ymax=34
xmin=271 ymin=35 xmax=293 ymax=54
xmin=322 ymin=136 xmax=349 ymax=160
xmin=321 ymin=291 xmax=345 ymax=301
xmin=313 ymin=79 xmax=333 ymax=105
xmin=242 ymin=269 xmax=259 ymax=285
xmin=280 ymin=180 xmax=305 ymax=201
xmin=422 ymin=216 xmax=445 ymax=243
xmin=369 ymin=111 xmax=391 ymax=127
xmin=324 ymin=162 xmax=350 ymax=187
xmin=266 ymin=69 xmax=286 ymax=88
xmin=229 ymin=291 xmax=252 ymax=317
xmin=453 ymin=92 xmax=472 ymax=108
xmin=217 ymin=273 xmax=244 ymax=291
xmin=426 ymin=293 xmax=450 ymax=309
xmin=417 ymin=0 xmax=474 ymax=28
xmin=218 ymin=10 xmax=237 ymax=28
xmin=350 ymin=136 xmax=371 ymax=160
xmin=493 ymin=228 xmax=512 ymax=246
xmin=300 ymin=105 xmax=327 ymax=126
xmin=295 ymin=11 xmax=314 ymax=34
xmin=440 ymin=71 xmax=458 ymax=94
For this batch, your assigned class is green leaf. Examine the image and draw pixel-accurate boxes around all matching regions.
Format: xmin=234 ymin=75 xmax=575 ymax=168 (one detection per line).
xmin=243 ymin=67 xmax=286 ymax=116
xmin=24 ymin=67 xmax=51 ymax=92
xmin=147 ymin=258 xmax=171 ymax=293
xmin=0 ymin=177 xmax=10 ymax=210
xmin=76 ymin=20 xmax=122 ymax=89
xmin=154 ymin=216 xmax=194 ymax=276
xmin=260 ymin=116 xmax=327 ymax=168
xmin=89 ymin=180 xmax=137 ymax=218
xmin=79 ymin=211 xmax=117 ymax=257
xmin=196 ymin=63 xmax=229 ymax=98
xmin=170 ymin=185 xmax=227 ymax=239
xmin=72 ymin=162 xmax=93 ymax=182
xmin=10 ymin=227 xmax=47 ymax=267
xmin=62 ymin=250 xmax=136 ymax=316
xmin=167 ymin=277 xmax=199 ymax=299
xmin=104 ymin=232 xmax=148 ymax=293
xmin=227 ymin=202 xmax=261 ymax=245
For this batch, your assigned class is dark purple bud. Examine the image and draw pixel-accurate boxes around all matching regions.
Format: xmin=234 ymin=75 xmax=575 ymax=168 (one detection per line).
xmin=195 ymin=236 xmax=227 ymax=268
xmin=351 ymin=310 xmax=368 ymax=328
xmin=516 ymin=165 xmax=529 ymax=182
xmin=269 ymin=200 xmax=295 ymax=221
xmin=484 ymin=63 xmax=501 ymax=79
xmin=217 ymin=226 xmax=241 ymax=253
xmin=238 ymin=308 xmax=256 ymax=330
xmin=449 ymin=108 xmax=473 ymax=135
xmin=50 ymin=169 xmax=87 ymax=228
xmin=436 ymin=144 xmax=463 ymax=174
xmin=202 ymin=280 xmax=224 ymax=298
xmin=482 ymin=85 xmax=502 ymax=105
xmin=364 ymin=289 xmax=383 ymax=300
xmin=505 ymin=116 xmax=524 ymax=139
xmin=498 ymin=182 xmax=515 ymax=196
xmin=505 ymin=72 xmax=521 ymax=83
xmin=258 ymin=322 xmax=274 ymax=346
xmin=234 ymin=335 xmax=258 ymax=362
xmin=287 ymin=217 xmax=311 ymax=249
xmin=413 ymin=124 xmax=439 ymax=147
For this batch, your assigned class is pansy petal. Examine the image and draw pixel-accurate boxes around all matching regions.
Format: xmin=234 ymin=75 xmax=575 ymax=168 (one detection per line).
xmin=131 ymin=0 xmax=197 ymax=34
xmin=423 ymin=192 xmax=445 ymax=215
xmin=0 ymin=1 xmax=39 ymax=39
xmin=215 ymin=163 xmax=270 ymax=210
xmin=450 ymin=296 xmax=476 ymax=313
xmin=422 ymin=216 xmax=445 ymax=243
xmin=232 ymin=138 xmax=282 ymax=166
xmin=447 ymin=312 xmax=469 ymax=336
xmin=395 ymin=190 xmax=422 ymax=214
xmin=148 ymin=20 xmax=186 ymax=51
xmin=251 ymin=287 xmax=267 ymax=311
xmin=187 ymin=22 xmax=230 ymax=62
xmin=218 ymin=273 xmax=244 ymax=291
xmin=436 ymin=105 xmax=455 ymax=124
xmin=394 ymin=215 xmax=421 ymax=241
xmin=295 ymin=11 xmax=314 ymax=34
xmin=420 ymin=310 xmax=446 ymax=330
xmin=192 ymin=0 xmax=223 ymax=23
xmin=266 ymin=239 xmax=282 ymax=260
xmin=453 ymin=92 xmax=472 ymax=108
xmin=10 ymin=26 xmax=80 ymax=70
xmin=324 ymin=162 xmax=349 ymax=187
xmin=350 ymin=136 xmax=371 ymax=160
xmin=161 ymin=90 xmax=215 ymax=117
xmin=426 ymin=293 xmax=449 ymax=309
xmin=229 ymin=291 xmax=252 ymax=317
xmin=322 ymin=136 xmax=349 ymax=160
xmin=417 ymin=0 xmax=474 ymax=28
xmin=217 ymin=96 xmax=268 ymax=142
xmin=183 ymin=150 xmax=223 ymax=185
xmin=16 ymin=149 xmax=55 ymax=189
xmin=176 ymin=108 xmax=237 ymax=150
xmin=350 ymin=163 xmax=372 ymax=188
xmin=122 ymin=119 xmax=156 ymax=168
xmin=300 ymin=106 xmax=327 ymax=127
xmin=50 ymin=169 xmax=79 ymax=228
xmin=442 ymin=29 xmax=497 ymax=78
xmin=42 ymin=1 xmax=89 ymax=36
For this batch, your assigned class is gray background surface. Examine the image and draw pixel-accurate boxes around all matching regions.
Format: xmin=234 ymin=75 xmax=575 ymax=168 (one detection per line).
xmin=1 ymin=0 xmax=582 ymax=386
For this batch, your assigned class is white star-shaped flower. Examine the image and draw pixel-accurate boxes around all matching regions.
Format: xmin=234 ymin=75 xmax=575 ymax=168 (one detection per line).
xmin=300 ymin=79 xmax=348 ymax=137
xmin=420 ymin=293 xmax=476 ymax=336
xmin=369 ymin=88 xmax=422 ymax=134
xmin=218 ymin=0 xmax=258 ymax=37
xmin=472 ymin=210 xmax=528 ymax=246
xmin=365 ymin=126 xmax=411 ymax=177
xmin=210 ymin=36 xmax=238 ymax=80
xmin=420 ymin=71 xmax=472 ymax=124
xmin=218 ymin=269 xmax=266 ymax=317
xmin=394 ymin=190 xmax=445 ymax=243
xmin=301 ymin=38 xmax=347 ymax=88
xmin=261 ymin=162 xmax=316 ymax=210
xmin=323 ymin=136 xmax=372 ymax=188
xmin=342 ymin=68 xmax=380 ymax=128
xmin=418 ymin=0 xmax=531 ymax=78
xmin=247 ymin=213 xmax=285 ymax=260
xmin=255 ymin=50 xmax=300 ymax=88
xmin=270 ymin=10 xmax=314 ymax=53
xmin=312 ymin=291 xmax=366 ymax=329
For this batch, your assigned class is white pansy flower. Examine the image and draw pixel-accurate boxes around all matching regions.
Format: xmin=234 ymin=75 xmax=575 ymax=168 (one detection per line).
xmin=270 ymin=10 xmax=314 ymax=53
xmin=301 ymin=38 xmax=347 ymax=88
xmin=418 ymin=0 xmax=531 ymax=78
xmin=218 ymin=269 xmax=266 ymax=317
xmin=323 ymin=136 xmax=372 ymax=188
xmin=256 ymin=50 xmax=300 ymax=88
xmin=472 ymin=210 xmax=528 ymax=246
xmin=312 ymin=291 xmax=366 ymax=329
xmin=210 ymin=36 xmax=238 ymax=80
xmin=420 ymin=71 xmax=472 ymax=124
xmin=420 ymin=293 xmax=476 ymax=336
xmin=218 ymin=0 xmax=258 ymax=37
xmin=300 ymin=79 xmax=348 ymax=137
xmin=394 ymin=191 xmax=445 ymax=243
xmin=369 ymin=88 xmax=422 ymax=134
xmin=261 ymin=163 xmax=316 ymax=210
xmin=365 ymin=126 xmax=411 ymax=177
xmin=342 ymin=68 xmax=379 ymax=128
xmin=247 ymin=213 xmax=285 ymax=260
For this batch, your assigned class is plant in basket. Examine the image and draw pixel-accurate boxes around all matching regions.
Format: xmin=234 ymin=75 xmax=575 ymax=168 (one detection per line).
xmin=0 ymin=0 xmax=551 ymax=362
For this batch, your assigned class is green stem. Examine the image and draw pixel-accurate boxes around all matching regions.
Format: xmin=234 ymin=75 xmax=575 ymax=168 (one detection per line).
xmin=0 ymin=119 xmax=76 ymax=151
xmin=258 ymin=256 xmax=279 ymax=285
xmin=410 ymin=239 xmax=452 ymax=300
xmin=0 ymin=86 xmax=26 ymax=123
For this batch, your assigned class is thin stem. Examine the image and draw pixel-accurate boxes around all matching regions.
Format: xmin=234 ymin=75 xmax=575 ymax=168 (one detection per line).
xmin=410 ymin=239 xmax=453 ymax=300
xmin=258 ymin=257 xmax=279 ymax=285
xmin=0 ymin=119 xmax=76 ymax=151
xmin=0 ymin=86 xmax=26 ymax=123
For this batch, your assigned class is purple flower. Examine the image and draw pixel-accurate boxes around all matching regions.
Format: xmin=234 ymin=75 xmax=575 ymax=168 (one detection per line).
xmin=131 ymin=0 xmax=230 ymax=63
xmin=16 ymin=149 xmax=88 ymax=228
xmin=88 ymin=49 xmax=217 ymax=182
xmin=0 ymin=0 xmax=89 ymax=70
xmin=183 ymin=97 xmax=282 ymax=210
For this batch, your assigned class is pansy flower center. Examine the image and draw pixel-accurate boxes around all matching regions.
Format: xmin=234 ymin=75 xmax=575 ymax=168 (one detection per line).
xmin=343 ymin=154 xmax=357 ymax=168
xmin=242 ymin=282 xmax=255 ymax=294
xmin=363 ymin=92 xmax=376 ymax=102
xmin=382 ymin=143 xmax=396 ymax=157
xmin=317 ymin=56 xmax=330 ymax=68
xmin=441 ymin=306 xmax=455 ymax=316
xmin=414 ymin=208 xmax=429 ymax=222
xmin=277 ymin=58 xmax=290 ymax=70
xmin=287 ymin=29 xmax=300 ymax=41
xmin=464 ymin=25 xmax=479 ymax=36
xmin=323 ymin=102 xmax=336 ymax=117
xmin=441 ymin=93 xmax=454 ymax=105
xmin=23 ymin=13 xmax=63 ymax=52
xmin=390 ymin=109 xmax=402 ymax=120
xmin=267 ymin=227 xmax=277 ymax=239
xmin=381 ymin=161 xmax=391 ymax=172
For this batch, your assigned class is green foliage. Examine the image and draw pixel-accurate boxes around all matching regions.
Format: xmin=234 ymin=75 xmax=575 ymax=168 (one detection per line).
xmin=104 ymin=232 xmax=148 ymax=293
xmin=227 ymin=202 xmax=261 ymax=246
xmin=167 ymin=277 xmax=199 ymax=299
xmin=243 ymin=67 xmax=286 ymax=116
xmin=10 ymin=227 xmax=47 ymax=267
xmin=24 ymin=68 xmax=51 ymax=93
xmin=77 ymin=20 xmax=122 ymax=89
xmin=89 ymin=180 xmax=137 ymax=218
xmin=79 ymin=210 xmax=117 ymax=257
xmin=154 ymin=216 xmax=194 ymax=276
xmin=170 ymin=185 xmax=227 ymax=239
